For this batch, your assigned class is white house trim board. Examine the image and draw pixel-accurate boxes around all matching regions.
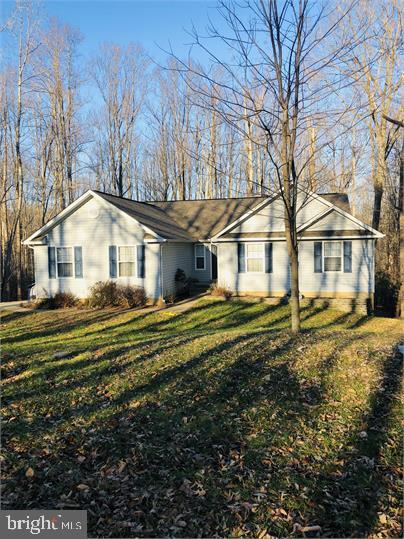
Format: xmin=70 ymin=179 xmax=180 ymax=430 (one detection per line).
xmin=215 ymin=235 xmax=379 ymax=242
xmin=296 ymin=207 xmax=334 ymax=233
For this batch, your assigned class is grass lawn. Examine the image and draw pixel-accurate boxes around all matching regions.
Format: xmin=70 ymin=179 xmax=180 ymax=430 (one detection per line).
xmin=1 ymin=299 xmax=402 ymax=538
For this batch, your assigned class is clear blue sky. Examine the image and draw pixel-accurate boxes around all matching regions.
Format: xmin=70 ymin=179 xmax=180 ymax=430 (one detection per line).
xmin=2 ymin=1 xmax=222 ymax=63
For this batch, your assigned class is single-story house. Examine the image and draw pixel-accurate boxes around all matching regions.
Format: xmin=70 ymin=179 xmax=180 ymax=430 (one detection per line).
xmin=23 ymin=189 xmax=383 ymax=308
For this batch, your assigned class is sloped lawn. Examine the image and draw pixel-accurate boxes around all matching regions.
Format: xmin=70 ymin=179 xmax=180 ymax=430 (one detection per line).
xmin=1 ymin=300 xmax=402 ymax=537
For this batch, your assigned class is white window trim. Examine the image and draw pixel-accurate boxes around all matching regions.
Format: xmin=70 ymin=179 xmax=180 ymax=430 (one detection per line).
xmin=323 ymin=240 xmax=343 ymax=273
xmin=194 ymin=244 xmax=206 ymax=271
xmin=245 ymin=242 xmax=265 ymax=273
xmin=55 ymin=246 xmax=75 ymax=279
xmin=117 ymin=245 xmax=137 ymax=278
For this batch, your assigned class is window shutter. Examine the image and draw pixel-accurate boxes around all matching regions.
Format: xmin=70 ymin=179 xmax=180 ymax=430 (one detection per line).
xmin=237 ymin=243 xmax=246 ymax=273
xmin=109 ymin=245 xmax=117 ymax=278
xmin=74 ymin=247 xmax=83 ymax=278
xmin=265 ymin=243 xmax=273 ymax=273
xmin=137 ymin=245 xmax=145 ymax=278
xmin=343 ymin=241 xmax=352 ymax=273
xmin=48 ymin=246 xmax=56 ymax=278
xmin=314 ymin=242 xmax=322 ymax=273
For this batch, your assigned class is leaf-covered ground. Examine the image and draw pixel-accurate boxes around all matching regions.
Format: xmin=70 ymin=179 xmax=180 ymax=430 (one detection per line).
xmin=1 ymin=299 xmax=402 ymax=538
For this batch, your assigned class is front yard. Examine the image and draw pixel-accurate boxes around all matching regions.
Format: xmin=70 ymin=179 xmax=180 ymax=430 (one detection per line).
xmin=1 ymin=300 xmax=402 ymax=537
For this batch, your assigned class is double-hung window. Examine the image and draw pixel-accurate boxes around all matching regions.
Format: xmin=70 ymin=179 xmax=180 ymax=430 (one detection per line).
xmin=246 ymin=243 xmax=264 ymax=272
xmin=314 ymin=240 xmax=352 ymax=273
xmin=195 ymin=244 xmax=205 ymax=270
xmin=118 ymin=246 xmax=136 ymax=277
xmin=238 ymin=243 xmax=272 ymax=273
xmin=323 ymin=241 xmax=342 ymax=272
xmin=56 ymin=247 xmax=74 ymax=277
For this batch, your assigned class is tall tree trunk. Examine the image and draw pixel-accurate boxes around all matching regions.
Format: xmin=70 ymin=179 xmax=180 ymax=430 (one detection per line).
xmin=282 ymin=114 xmax=300 ymax=333
xmin=372 ymin=183 xmax=383 ymax=230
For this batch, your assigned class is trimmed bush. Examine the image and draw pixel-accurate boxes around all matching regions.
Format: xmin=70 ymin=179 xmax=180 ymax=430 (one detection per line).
xmin=118 ymin=285 xmax=147 ymax=308
xmin=87 ymin=280 xmax=147 ymax=309
xmin=209 ymin=283 xmax=233 ymax=300
xmin=87 ymin=280 xmax=119 ymax=309
xmin=31 ymin=292 xmax=79 ymax=310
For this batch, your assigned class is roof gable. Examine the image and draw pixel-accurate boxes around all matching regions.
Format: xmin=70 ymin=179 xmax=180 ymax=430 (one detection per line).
xmin=213 ymin=190 xmax=381 ymax=239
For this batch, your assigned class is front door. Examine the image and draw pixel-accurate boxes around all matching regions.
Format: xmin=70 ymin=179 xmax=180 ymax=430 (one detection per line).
xmin=211 ymin=245 xmax=218 ymax=280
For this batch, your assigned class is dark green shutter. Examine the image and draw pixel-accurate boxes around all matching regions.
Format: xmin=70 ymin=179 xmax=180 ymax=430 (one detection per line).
xmin=238 ymin=243 xmax=246 ymax=273
xmin=48 ymin=246 xmax=56 ymax=278
xmin=314 ymin=242 xmax=322 ymax=273
xmin=265 ymin=243 xmax=273 ymax=273
xmin=343 ymin=241 xmax=352 ymax=273
xmin=137 ymin=245 xmax=145 ymax=278
xmin=74 ymin=247 xmax=83 ymax=278
xmin=109 ymin=245 xmax=117 ymax=278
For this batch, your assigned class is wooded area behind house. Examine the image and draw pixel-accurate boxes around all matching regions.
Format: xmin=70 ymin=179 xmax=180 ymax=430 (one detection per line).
xmin=0 ymin=0 xmax=402 ymax=315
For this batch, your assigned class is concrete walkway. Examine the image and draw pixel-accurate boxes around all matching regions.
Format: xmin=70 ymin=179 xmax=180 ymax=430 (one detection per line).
xmin=0 ymin=300 xmax=31 ymax=312
xmin=163 ymin=293 xmax=208 ymax=314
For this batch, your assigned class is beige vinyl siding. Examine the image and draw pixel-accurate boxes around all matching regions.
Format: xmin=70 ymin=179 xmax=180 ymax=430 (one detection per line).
xmin=161 ymin=242 xmax=193 ymax=298
xmin=32 ymin=197 xmax=161 ymax=299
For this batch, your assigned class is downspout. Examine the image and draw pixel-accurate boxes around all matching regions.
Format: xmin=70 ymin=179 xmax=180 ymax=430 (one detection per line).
xmin=210 ymin=239 xmax=212 ymax=281
xmin=159 ymin=242 xmax=165 ymax=304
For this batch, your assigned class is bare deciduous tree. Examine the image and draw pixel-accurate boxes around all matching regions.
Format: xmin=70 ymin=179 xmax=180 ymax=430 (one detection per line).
xmin=172 ymin=0 xmax=364 ymax=331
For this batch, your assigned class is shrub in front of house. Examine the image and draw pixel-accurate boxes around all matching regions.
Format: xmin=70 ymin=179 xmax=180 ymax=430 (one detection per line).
xmin=87 ymin=280 xmax=147 ymax=309
xmin=117 ymin=284 xmax=147 ymax=308
xmin=87 ymin=280 xmax=119 ymax=309
xmin=209 ymin=283 xmax=233 ymax=300
xmin=31 ymin=291 xmax=79 ymax=309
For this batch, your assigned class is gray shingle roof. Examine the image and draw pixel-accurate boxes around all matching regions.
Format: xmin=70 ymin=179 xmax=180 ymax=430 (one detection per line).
xmin=94 ymin=191 xmax=195 ymax=240
xmin=149 ymin=197 xmax=268 ymax=239
xmin=94 ymin=191 xmax=351 ymax=241
xmin=320 ymin=193 xmax=351 ymax=213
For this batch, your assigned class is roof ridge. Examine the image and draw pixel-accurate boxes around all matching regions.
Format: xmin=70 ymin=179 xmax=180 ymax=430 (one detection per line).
xmin=93 ymin=189 xmax=268 ymax=204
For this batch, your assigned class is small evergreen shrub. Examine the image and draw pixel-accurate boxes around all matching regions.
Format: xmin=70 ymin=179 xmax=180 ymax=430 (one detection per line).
xmin=174 ymin=268 xmax=192 ymax=300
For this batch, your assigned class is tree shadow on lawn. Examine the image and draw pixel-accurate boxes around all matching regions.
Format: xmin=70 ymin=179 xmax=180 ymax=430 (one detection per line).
xmin=100 ymin=300 xmax=328 ymax=343
xmin=0 ymin=310 xmax=36 ymax=325
xmin=3 ymin=331 xmax=201 ymax=405
xmin=306 ymin=349 xmax=403 ymax=537
xmin=3 ymin=309 xmax=162 ymax=344
xmin=1 ymin=308 xmax=149 ymax=346
xmin=5 ymin=327 xmax=385 ymax=538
